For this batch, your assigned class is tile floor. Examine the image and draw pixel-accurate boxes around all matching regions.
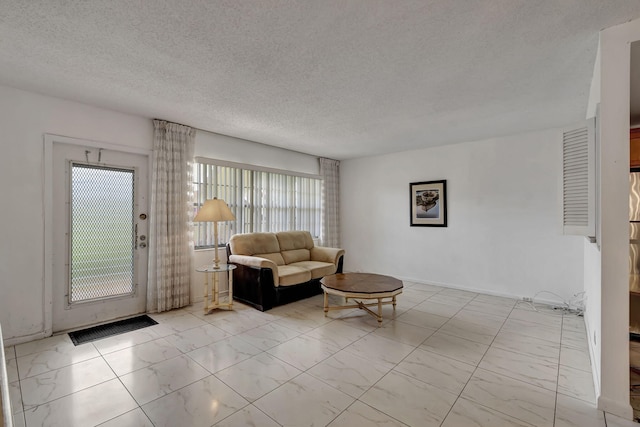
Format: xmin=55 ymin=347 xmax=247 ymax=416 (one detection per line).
xmin=3 ymin=282 xmax=637 ymax=426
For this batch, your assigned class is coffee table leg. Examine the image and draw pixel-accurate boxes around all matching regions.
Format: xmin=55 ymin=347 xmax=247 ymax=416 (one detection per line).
xmin=323 ymin=291 xmax=328 ymax=316
xmin=377 ymin=298 xmax=382 ymax=324
xmin=392 ymin=295 xmax=397 ymax=309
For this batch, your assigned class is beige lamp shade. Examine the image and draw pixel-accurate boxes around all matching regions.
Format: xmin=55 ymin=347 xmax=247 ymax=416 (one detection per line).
xmin=193 ymin=198 xmax=235 ymax=269
xmin=193 ymin=198 xmax=236 ymax=222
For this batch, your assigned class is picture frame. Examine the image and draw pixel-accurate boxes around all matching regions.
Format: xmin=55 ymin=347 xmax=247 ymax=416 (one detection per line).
xmin=410 ymin=180 xmax=447 ymax=227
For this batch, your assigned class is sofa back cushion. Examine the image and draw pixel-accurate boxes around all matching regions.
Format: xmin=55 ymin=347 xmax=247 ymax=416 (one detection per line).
xmin=276 ymin=231 xmax=314 ymax=251
xmin=277 ymin=231 xmax=315 ymax=265
xmin=229 ymin=233 xmax=285 ymax=265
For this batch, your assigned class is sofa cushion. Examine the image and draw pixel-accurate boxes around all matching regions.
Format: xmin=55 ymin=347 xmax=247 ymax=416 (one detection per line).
xmin=276 ymin=231 xmax=314 ymax=251
xmin=254 ymin=252 xmax=285 ymax=266
xmin=281 ymin=248 xmax=311 ymax=264
xmin=277 ymin=265 xmax=312 ymax=287
xmin=229 ymin=233 xmax=280 ymax=256
xmin=288 ymin=261 xmax=337 ymax=279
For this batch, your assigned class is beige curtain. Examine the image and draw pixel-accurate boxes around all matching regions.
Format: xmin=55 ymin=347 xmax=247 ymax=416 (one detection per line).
xmin=147 ymin=120 xmax=195 ymax=312
xmin=320 ymin=157 xmax=340 ymax=247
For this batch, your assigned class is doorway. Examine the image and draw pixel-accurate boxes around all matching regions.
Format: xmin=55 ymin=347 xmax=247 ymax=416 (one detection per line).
xmin=49 ymin=138 xmax=149 ymax=332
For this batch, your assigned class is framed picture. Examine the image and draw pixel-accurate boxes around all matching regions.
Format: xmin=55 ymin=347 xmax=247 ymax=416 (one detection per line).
xmin=410 ymin=180 xmax=447 ymax=227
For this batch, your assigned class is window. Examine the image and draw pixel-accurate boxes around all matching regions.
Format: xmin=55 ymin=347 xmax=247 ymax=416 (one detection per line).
xmin=193 ymin=159 xmax=322 ymax=248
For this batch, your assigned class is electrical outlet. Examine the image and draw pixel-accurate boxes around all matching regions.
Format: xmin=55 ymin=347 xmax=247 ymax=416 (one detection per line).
xmin=522 ymin=297 xmax=533 ymax=302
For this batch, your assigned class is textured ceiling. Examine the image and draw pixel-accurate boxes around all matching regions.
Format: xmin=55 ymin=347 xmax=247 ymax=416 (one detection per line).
xmin=1 ymin=1 xmax=639 ymax=159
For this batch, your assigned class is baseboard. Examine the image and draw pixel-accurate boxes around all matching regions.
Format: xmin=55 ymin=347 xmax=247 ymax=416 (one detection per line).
xmin=598 ymin=395 xmax=633 ymax=419
xmin=3 ymin=330 xmax=50 ymax=347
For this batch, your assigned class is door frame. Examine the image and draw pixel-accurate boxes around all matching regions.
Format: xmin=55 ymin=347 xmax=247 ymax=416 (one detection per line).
xmin=44 ymin=134 xmax=152 ymax=335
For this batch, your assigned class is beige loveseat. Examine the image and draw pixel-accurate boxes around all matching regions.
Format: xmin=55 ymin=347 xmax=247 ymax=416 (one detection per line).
xmin=226 ymin=231 xmax=345 ymax=311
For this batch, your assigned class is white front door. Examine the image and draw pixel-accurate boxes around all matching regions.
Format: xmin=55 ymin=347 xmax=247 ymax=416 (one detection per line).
xmin=51 ymin=140 xmax=149 ymax=332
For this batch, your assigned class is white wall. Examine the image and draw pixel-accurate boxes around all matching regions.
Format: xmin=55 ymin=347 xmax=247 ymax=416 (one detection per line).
xmin=0 ymin=84 xmax=153 ymax=343
xmin=341 ymin=129 xmax=585 ymax=302
xmin=0 ymin=84 xmax=321 ymax=343
xmin=594 ymin=17 xmax=640 ymax=419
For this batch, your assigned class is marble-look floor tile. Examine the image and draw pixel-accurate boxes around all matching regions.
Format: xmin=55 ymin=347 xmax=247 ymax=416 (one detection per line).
xmin=119 ymin=354 xmax=209 ymax=405
xmin=408 ymin=283 xmax=445 ymax=293
xmin=273 ymin=308 xmax=342 ymax=334
xmin=187 ymin=336 xmax=262 ymax=373
xmin=142 ymin=375 xmax=248 ymax=427
xmin=235 ymin=322 xmax=300 ymax=351
xmin=11 ymin=412 xmax=25 ymax=427
xmin=9 ymin=381 xmax=22 ymax=414
xmin=343 ymin=334 xmax=415 ymax=370
xmin=210 ymin=312 xmax=271 ymax=335
xmin=562 ymin=315 xmax=587 ymax=333
xmin=421 ymin=331 xmax=489 ymax=366
xmin=338 ymin=309 xmax=388 ymax=330
xmin=472 ymin=294 xmax=517 ymax=307
xmin=428 ymin=293 xmax=474 ymax=307
xmin=308 ymin=350 xmax=390 ymax=398
xmin=14 ymin=334 xmax=72 ymax=358
xmin=327 ymin=400 xmax=407 ymax=427
xmin=464 ymin=299 xmax=514 ymax=317
xmin=304 ymin=320 xmax=370 ymax=349
xmin=214 ymin=405 xmax=280 ymax=427
xmin=267 ymin=334 xmax=340 ymax=370
xmin=438 ymin=316 xmax=501 ymax=345
xmin=23 ymin=379 xmax=137 ymax=427
xmin=501 ymin=318 xmax=562 ymax=343
xmin=103 ymin=338 xmax=182 ymax=376
xmin=554 ymin=393 xmax=605 ymax=427
xmin=508 ymin=308 xmax=563 ymax=328
xmin=558 ymin=364 xmax=596 ymax=403
xmin=17 ymin=342 xmax=99 ymax=379
xmin=394 ymin=347 xmax=475 ymax=395
xmin=400 ymin=288 xmax=436 ymax=304
xmin=4 ymin=345 xmax=16 ymax=360
xmin=439 ymin=288 xmax=478 ymax=299
xmin=163 ymin=323 xmax=231 ymax=353
xmin=396 ymin=309 xmax=449 ymax=329
xmin=454 ymin=309 xmax=507 ymax=328
xmin=606 ymin=413 xmax=639 ymax=426
xmin=254 ymin=373 xmax=354 ymax=427
xmin=561 ymin=329 xmax=589 ymax=351
xmin=412 ymin=300 xmax=462 ymax=317
xmin=461 ymin=368 xmax=556 ymax=427
xmin=98 ymin=408 xmax=154 ymax=427
xmin=371 ymin=320 xmax=436 ymax=346
xmin=6 ymin=358 xmax=18 ymax=383
xmin=21 ymin=356 xmax=115 ymax=408
xmin=92 ymin=327 xmax=163 ymax=355
xmin=492 ymin=330 xmax=560 ymax=363
xmin=155 ymin=312 xmax=208 ymax=333
xmin=479 ymin=346 xmax=558 ymax=391
xmin=441 ymin=397 xmax=535 ymax=427
xmin=560 ymin=345 xmax=591 ymax=372
xmin=360 ymin=370 xmax=457 ymax=427
xmin=215 ymin=353 xmax=301 ymax=402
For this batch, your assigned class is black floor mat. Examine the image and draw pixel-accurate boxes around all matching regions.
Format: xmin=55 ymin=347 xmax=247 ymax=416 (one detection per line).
xmin=68 ymin=315 xmax=158 ymax=345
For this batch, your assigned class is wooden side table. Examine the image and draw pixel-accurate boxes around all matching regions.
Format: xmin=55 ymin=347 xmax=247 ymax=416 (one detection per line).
xmin=196 ymin=264 xmax=236 ymax=314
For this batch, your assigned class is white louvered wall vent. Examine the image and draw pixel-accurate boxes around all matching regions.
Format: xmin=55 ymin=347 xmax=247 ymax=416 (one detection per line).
xmin=562 ymin=117 xmax=596 ymax=237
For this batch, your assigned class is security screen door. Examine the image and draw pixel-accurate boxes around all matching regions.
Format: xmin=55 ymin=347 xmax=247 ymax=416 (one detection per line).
xmin=52 ymin=142 xmax=148 ymax=332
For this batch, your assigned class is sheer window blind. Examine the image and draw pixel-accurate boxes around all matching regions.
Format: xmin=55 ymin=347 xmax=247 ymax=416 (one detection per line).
xmin=193 ymin=160 xmax=321 ymax=248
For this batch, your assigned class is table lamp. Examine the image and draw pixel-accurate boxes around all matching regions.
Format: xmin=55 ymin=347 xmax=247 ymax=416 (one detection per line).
xmin=193 ymin=197 xmax=236 ymax=269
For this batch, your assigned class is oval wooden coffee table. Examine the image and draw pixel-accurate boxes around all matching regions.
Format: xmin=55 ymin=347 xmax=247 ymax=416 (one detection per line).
xmin=320 ymin=273 xmax=403 ymax=325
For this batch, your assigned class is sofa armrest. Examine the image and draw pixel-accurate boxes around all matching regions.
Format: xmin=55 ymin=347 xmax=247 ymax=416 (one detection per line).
xmin=310 ymin=246 xmax=345 ymax=265
xmin=228 ymin=254 xmax=279 ymax=284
